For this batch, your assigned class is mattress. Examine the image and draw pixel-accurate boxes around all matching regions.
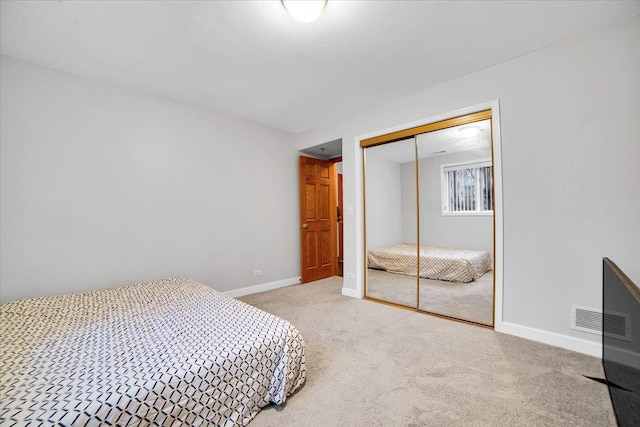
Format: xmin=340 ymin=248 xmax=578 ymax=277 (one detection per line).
xmin=368 ymin=243 xmax=491 ymax=283
xmin=0 ymin=278 xmax=306 ymax=426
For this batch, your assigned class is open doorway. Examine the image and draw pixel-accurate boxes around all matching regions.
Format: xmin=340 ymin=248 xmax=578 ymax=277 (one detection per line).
xmin=299 ymin=139 xmax=343 ymax=282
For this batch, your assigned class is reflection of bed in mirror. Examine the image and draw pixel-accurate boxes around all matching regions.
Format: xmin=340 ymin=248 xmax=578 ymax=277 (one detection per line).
xmin=367 ymin=243 xmax=491 ymax=283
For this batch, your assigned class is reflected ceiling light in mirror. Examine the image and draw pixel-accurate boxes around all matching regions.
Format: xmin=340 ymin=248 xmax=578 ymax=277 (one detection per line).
xmin=282 ymin=0 xmax=327 ymax=23
xmin=458 ymin=124 xmax=481 ymax=137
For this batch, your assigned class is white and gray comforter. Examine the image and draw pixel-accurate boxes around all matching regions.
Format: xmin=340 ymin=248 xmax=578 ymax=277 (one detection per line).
xmin=0 ymin=278 xmax=306 ymax=426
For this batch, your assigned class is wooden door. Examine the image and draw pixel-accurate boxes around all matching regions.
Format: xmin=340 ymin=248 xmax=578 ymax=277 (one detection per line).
xmin=299 ymin=156 xmax=337 ymax=283
xmin=337 ymin=173 xmax=344 ymax=277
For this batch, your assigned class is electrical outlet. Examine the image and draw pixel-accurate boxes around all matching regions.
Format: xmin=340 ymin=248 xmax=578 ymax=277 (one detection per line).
xmin=253 ymin=270 xmax=262 ymax=276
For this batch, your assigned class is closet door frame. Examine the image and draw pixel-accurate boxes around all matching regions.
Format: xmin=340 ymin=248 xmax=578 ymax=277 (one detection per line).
xmin=360 ymin=102 xmax=503 ymax=329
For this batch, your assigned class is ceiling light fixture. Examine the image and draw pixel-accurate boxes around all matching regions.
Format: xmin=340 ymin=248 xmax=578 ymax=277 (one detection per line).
xmin=282 ymin=0 xmax=327 ymax=23
xmin=458 ymin=125 xmax=481 ymax=137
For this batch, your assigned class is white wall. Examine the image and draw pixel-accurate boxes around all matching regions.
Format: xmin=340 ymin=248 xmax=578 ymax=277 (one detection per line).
xmin=0 ymin=55 xmax=299 ymax=303
xmin=294 ymin=16 xmax=640 ymax=349
xmin=400 ymin=160 xmax=417 ymax=245
xmin=363 ymin=152 xmax=402 ymax=250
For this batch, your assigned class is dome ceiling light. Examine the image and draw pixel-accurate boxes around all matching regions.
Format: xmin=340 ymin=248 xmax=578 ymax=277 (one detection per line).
xmin=281 ymin=0 xmax=327 ymax=23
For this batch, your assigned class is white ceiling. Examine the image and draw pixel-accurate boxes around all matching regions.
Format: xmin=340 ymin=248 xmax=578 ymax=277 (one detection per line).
xmin=1 ymin=1 xmax=639 ymax=133
xmin=299 ymin=138 xmax=343 ymax=159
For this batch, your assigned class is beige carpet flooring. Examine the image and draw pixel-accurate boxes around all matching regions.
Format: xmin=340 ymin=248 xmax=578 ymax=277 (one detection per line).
xmin=239 ymin=277 xmax=615 ymax=427
xmin=366 ymin=268 xmax=494 ymax=325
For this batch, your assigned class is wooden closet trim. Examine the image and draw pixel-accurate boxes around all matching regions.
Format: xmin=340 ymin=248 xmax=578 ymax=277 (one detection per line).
xmin=360 ymin=109 xmax=492 ymax=148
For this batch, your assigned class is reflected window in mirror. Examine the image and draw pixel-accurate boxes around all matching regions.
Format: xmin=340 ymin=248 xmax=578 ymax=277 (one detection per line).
xmin=441 ymin=160 xmax=493 ymax=215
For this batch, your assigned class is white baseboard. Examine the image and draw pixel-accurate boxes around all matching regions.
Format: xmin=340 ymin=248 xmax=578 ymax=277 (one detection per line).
xmin=341 ymin=287 xmax=361 ymax=299
xmin=225 ymin=277 xmax=301 ymax=298
xmin=497 ymin=321 xmax=601 ymax=357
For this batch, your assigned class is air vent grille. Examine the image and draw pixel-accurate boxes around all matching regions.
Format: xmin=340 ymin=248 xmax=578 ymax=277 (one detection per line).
xmin=575 ymin=307 xmax=602 ymax=332
xmin=571 ymin=305 xmax=631 ymax=341
xmin=604 ymin=312 xmax=628 ymax=338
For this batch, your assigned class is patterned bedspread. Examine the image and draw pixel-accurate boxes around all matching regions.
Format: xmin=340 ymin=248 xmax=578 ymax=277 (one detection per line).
xmin=0 ymin=278 xmax=306 ymax=426
xmin=368 ymin=243 xmax=492 ymax=283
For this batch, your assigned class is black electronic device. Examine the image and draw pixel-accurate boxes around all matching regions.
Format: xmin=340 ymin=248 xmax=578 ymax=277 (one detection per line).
xmin=602 ymin=258 xmax=640 ymax=427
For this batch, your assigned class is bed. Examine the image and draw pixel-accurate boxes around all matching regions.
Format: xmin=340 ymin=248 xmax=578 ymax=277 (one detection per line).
xmin=0 ymin=277 xmax=306 ymax=426
xmin=368 ymin=243 xmax=492 ymax=283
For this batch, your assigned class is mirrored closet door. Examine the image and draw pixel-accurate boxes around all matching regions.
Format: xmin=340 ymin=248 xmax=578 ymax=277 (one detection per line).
xmin=416 ymin=118 xmax=494 ymax=325
xmin=363 ymin=111 xmax=495 ymax=326
xmin=364 ymin=138 xmax=417 ymax=308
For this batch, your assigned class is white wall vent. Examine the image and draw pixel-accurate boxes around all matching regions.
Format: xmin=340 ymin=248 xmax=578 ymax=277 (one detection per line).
xmin=571 ymin=305 xmax=631 ymax=341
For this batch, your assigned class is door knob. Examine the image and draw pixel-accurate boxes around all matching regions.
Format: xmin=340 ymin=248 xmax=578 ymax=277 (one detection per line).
xmin=302 ymin=224 xmax=308 ymax=229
